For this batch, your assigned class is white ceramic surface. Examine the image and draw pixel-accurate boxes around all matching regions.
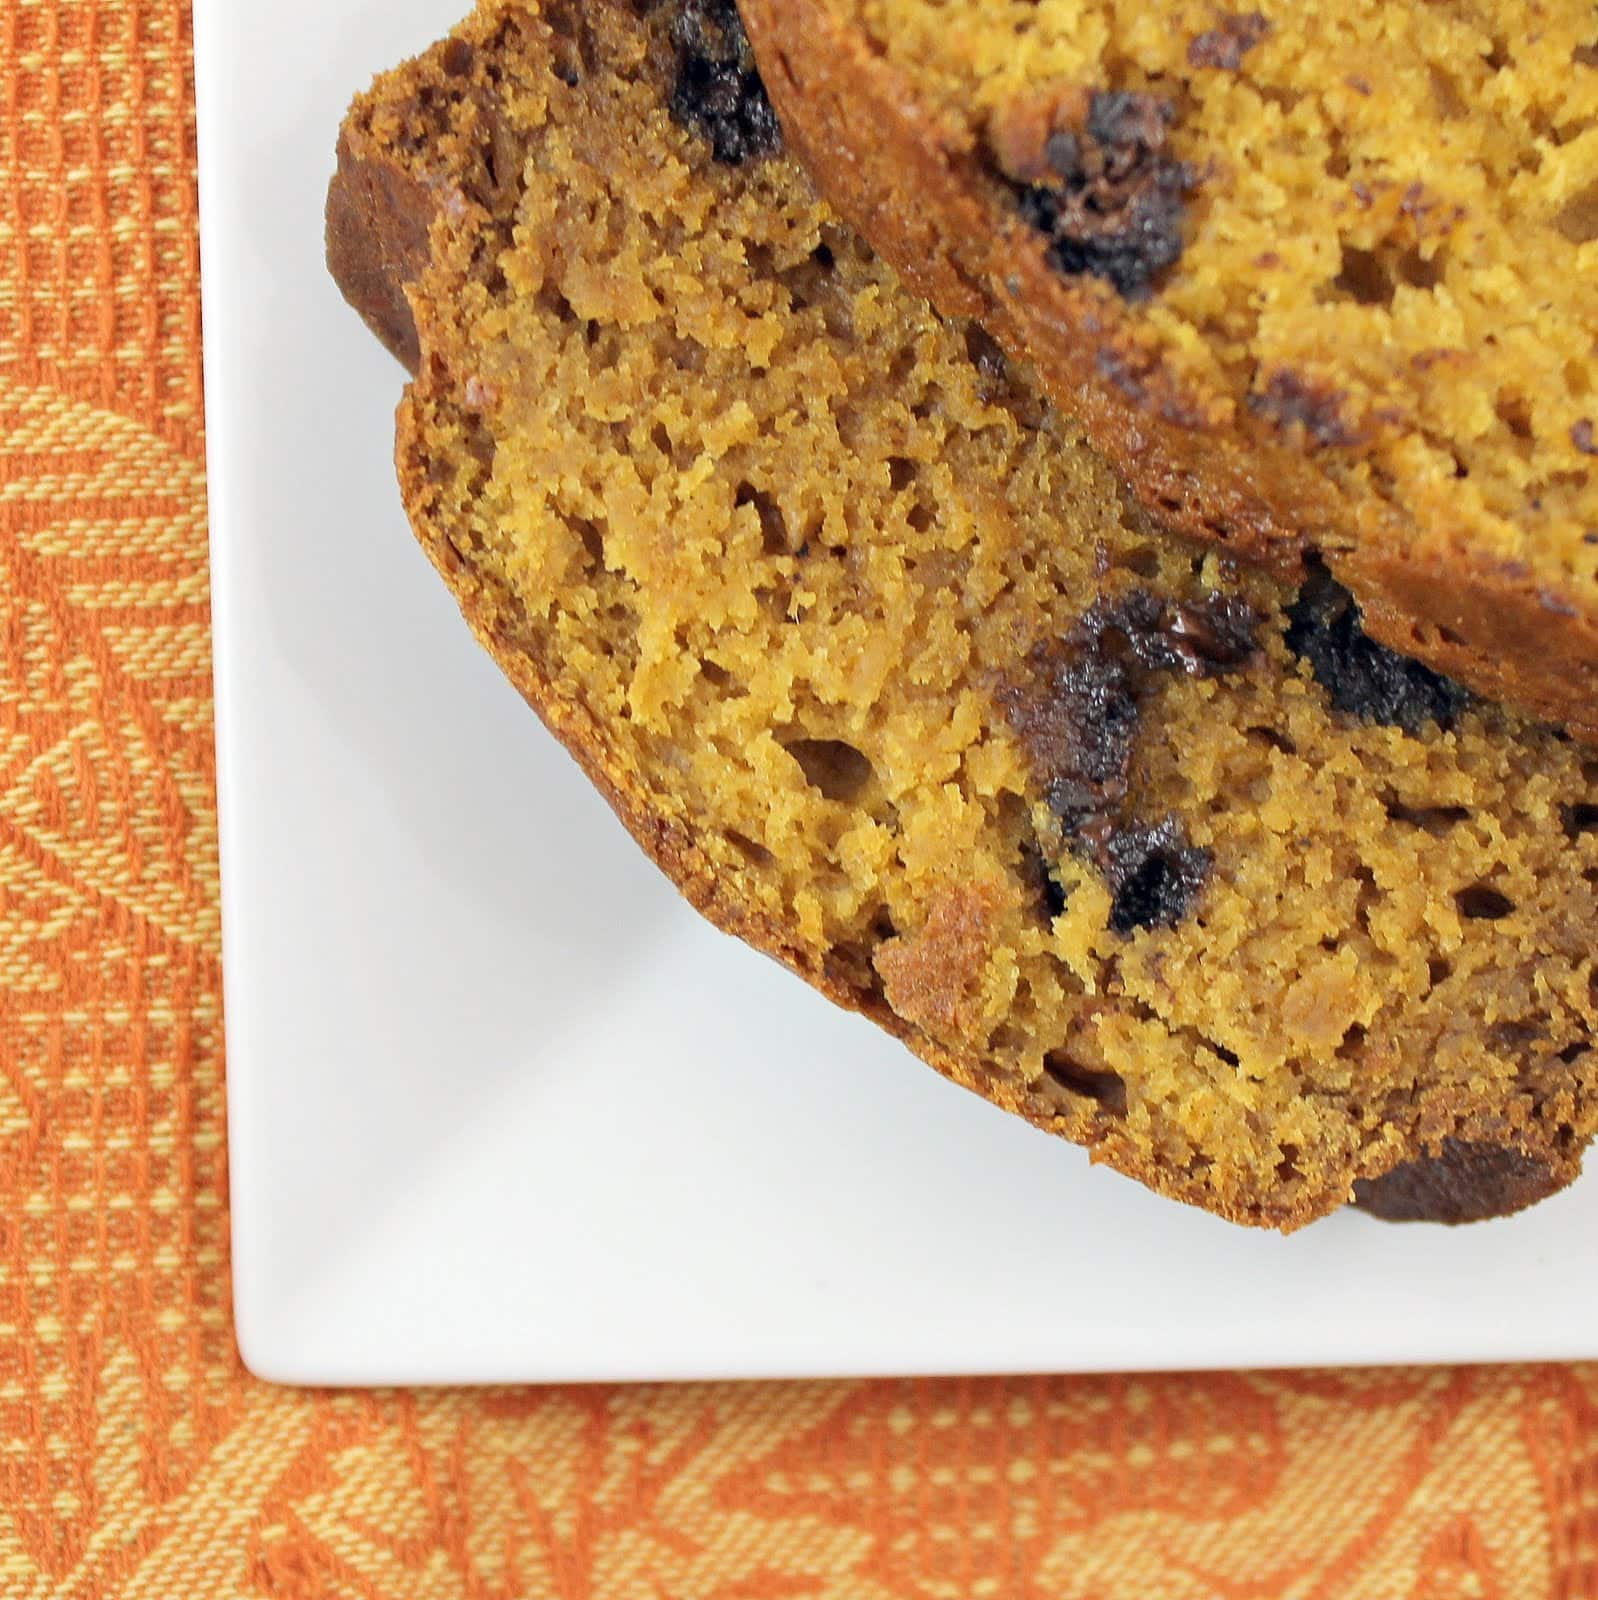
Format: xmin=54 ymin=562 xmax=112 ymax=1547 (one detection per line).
xmin=195 ymin=0 xmax=1595 ymax=1386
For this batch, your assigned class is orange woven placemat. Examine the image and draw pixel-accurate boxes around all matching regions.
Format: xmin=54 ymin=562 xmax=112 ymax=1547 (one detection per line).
xmin=2 ymin=3 xmax=1596 ymax=1595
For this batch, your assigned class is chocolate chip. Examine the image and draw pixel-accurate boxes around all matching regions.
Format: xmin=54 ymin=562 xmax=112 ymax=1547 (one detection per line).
xmin=1187 ymin=13 xmax=1271 ymax=71
xmin=1573 ymin=418 xmax=1597 ymax=456
xmin=1036 ymin=667 xmax=1139 ymax=830
xmin=1166 ymin=601 xmax=1258 ymax=671
xmin=1102 ymin=818 xmax=1212 ymax=934
xmin=1285 ymin=562 xmax=1470 ymax=734
xmin=668 ymin=0 xmax=781 ymax=165
xmin=1087 ymin=91 xmax=1174 ymax=160
xmin=1009 ymin=89 xmax=1193 ymax=299
xmin=1004 ymin=586 xmax=1258 ymax=935
xmin=1080 ymin=588 xmax=1260 ymax=678
xmin=1353 ymin=1139 xmax=1561 ymax=1224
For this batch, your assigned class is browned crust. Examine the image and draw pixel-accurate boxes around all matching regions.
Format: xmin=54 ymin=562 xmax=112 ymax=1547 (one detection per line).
xmin=737 ymin=0 xmax=1598 ymax=743
xmin=323 ymin=5 xmax=1587 ymax=1228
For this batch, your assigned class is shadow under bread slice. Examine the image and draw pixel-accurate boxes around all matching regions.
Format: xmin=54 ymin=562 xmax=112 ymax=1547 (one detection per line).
xmin=326 ymin=0 xmax=1598 ymax=1229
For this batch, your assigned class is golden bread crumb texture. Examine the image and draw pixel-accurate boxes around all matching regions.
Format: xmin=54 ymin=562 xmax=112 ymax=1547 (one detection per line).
xmin=346 ymin=0 xmax=1598 ymax=1227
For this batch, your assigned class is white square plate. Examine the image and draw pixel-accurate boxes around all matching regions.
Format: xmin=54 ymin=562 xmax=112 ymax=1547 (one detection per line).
xmin=196 ymin=0 xmax=1597 ymax=1385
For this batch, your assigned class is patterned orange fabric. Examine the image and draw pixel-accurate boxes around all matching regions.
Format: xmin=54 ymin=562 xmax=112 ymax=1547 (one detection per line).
xmin=1 ymin=3 xmax=1596 ymax=1595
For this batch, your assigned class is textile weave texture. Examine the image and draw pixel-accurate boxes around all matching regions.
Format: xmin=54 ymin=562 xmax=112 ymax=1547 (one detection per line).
xmin=2 ymin=2 xmax=1597 ymax=1595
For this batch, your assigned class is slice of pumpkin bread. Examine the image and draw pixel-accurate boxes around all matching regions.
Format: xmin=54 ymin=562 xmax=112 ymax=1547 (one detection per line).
xmin=327 ymin=0 xmax=1598 ymax=1227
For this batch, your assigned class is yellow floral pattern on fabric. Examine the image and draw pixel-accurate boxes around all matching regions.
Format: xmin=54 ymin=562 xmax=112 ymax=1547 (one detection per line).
xmin=0 ymin=3 xmax=1595 ymax=1596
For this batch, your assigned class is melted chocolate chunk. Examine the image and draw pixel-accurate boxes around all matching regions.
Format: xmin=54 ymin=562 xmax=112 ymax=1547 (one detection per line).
xmin=1354 ymin=1139 xmax=1561 ymax=1224
xmin=669 ymin=0 xmax=781 ymax=165
xmin=1004 ymin=588 xmax=1260 ymax=934
xmin=1013 ymin=90 xmax=1193 ymax=299
xmin=1102 ymin=819 xmax=1212 ymax=935
xmin=1025 ymin=646 xmax=1140 ymax=830
xmin=1187 ymin=13 xmax=1271 ymax=71
xmin=1081 ymin=587 xmax=1260 ymax=678
xmin=1285 ymin=563 xmax=1469 ymax=734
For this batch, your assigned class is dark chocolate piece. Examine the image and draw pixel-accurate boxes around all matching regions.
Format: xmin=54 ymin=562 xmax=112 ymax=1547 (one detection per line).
xmin=669 ymin=0 xmax=782 ymax=165
xmin=1286 ymin=563 xmax=1470 ymax=734
xmin=1353 ymin=1139 xmax=1562 ymax=1223
xmin=1012 ymin=90 xmax=1193 ymax=299
xmin=1006 ymin=587 xmax=1259 ymax=934
xmin=1101 ymin=818 xmax=1212 ymax=935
